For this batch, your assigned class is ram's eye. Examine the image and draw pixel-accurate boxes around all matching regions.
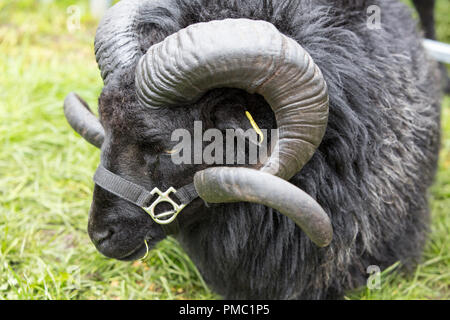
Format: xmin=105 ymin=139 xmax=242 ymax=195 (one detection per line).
xmin=139 ymin=134 xmax=164 ymax=150
xmin=143 ymin=153 xmax=160 ymax=168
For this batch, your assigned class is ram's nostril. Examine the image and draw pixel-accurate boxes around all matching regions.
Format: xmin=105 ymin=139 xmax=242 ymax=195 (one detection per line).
xmin=91 ymin=229 xmax=114 ymax=246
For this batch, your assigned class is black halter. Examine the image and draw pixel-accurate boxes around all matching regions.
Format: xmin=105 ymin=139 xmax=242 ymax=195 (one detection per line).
xmin=93 ymin=165 xmax=198 ymax=235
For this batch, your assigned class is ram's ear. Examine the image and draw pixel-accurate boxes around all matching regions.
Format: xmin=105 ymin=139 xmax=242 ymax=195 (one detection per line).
xmin=213 ymin=104 xmax=250 ymax=132
xmin=212 ymin=92 xmax=275 ymax=134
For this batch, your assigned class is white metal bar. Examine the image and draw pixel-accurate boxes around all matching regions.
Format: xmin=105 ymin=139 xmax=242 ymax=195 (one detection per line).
xmin=423 ymin=39 xmax=450 ymax=64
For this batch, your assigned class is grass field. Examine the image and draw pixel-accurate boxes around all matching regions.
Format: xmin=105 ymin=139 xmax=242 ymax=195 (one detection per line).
xmin=0 ymin=0 xmax=448 ymax=300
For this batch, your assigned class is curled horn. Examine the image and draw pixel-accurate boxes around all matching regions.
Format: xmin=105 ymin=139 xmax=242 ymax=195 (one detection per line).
xmin=63 ymin=92 xmax=105 ymax=148
xmin=64 ymin=0 xmax=166 ymax=148
xmin=135 ymin=19 xmax=332 ymax=246
xmin=94 ymin=0 xmax=181 ymax=85
xmin=63 ymin=0 xmax=177 ymax=148
xmin=194 ymin=167 xmax=332 ymax=247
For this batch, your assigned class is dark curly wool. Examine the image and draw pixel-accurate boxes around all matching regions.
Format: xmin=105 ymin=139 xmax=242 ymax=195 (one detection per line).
xmin=95 ymin=0 xmax=441 ymax=299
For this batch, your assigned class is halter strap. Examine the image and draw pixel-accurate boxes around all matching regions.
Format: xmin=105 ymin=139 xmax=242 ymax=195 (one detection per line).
xmin=93 ymin=165 xmax=198 ymax=234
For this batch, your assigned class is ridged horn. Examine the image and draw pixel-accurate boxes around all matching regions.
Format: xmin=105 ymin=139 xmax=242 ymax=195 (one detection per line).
xmin=194 ymin=167 xmax=332 ymax=247
xmin=135 ymin=18 xmax=329 ymax=181
xmin=135 ymin=18 xmax=332 ymax=246
xmin=63 ymin=92 xmax=105 ymax=148
xmin=94 ymin=0 xmax=180 ymax=85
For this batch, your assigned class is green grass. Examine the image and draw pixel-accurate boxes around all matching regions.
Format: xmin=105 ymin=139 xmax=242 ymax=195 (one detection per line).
xmin=0 ymin=0 xmax=448 ymax=300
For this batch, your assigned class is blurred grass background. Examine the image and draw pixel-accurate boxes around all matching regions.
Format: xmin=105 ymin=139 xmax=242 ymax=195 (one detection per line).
xmin=0 ymin=0 xmax=448 ymax=300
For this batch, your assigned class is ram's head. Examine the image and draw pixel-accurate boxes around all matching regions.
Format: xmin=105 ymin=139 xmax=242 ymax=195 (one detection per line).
xmin=64 ymin=0 xmax=332 ymax=261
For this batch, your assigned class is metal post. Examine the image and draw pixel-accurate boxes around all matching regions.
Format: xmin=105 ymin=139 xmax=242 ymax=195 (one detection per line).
xmin=423 ymin=39 xmax=450 ymax=64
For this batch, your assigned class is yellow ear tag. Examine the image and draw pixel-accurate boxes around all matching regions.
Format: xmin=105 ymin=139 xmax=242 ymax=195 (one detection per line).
xmin=245 ymin=111 xmax=264 ymax=145
xmin=164 ymin=149 xmax=179 ymax=155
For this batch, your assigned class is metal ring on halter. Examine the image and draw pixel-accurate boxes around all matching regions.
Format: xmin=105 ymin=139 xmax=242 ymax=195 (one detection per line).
xmin=143 ymin=187 xmax=187 ymax=225
xmin=93 ymin=165 xmax=196 ymax=228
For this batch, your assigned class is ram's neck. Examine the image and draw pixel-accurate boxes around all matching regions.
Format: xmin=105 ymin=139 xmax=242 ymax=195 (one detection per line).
xmin=177 ymin=202 xmax=327 ymax=299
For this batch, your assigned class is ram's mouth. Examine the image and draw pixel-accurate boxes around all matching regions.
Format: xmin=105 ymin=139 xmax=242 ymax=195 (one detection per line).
xmin=117 ymin=232 xmax=157 ymax=261
xmin=117 ymin=240 xmax=149 ymax=261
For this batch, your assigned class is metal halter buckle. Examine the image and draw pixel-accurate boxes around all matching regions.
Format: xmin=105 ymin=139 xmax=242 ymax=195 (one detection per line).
xmin=143 ymin=187 xmax=186 ymax=225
